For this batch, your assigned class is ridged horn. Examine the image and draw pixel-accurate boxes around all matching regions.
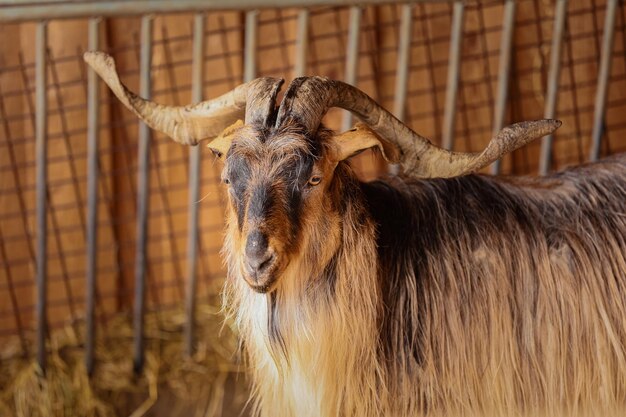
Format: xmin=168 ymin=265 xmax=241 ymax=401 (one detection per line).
xmin=83 ymin=51 xmax=283 ymax=145
xmin=276 ymin=76 xmax=561 ymax=178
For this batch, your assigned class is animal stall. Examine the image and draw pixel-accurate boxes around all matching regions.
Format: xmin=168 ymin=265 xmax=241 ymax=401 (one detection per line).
xmin=0 ymin=0 xmax=625 ymax=416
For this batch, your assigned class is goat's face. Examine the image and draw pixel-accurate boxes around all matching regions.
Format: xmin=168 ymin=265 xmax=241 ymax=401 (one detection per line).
xmin=222 ymin=124 xmax=342 ymax=293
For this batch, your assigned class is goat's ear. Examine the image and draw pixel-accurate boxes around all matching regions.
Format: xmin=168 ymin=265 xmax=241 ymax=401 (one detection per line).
xmin=206 ymin=119 xmax=244 ymax=160
xmin=331 ymin=123 xmax=400 ymax=163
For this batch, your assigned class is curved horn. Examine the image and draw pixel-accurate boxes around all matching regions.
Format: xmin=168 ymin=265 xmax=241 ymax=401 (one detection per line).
xmin=84 ymin=51 xmax=283 ymax=145
xmin=276 ymin=77 xmax=561 ymax=178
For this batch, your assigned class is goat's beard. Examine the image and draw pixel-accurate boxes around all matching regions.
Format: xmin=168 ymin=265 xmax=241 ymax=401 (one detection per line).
xmin=221 ymin=207 xmax=345 ymax=367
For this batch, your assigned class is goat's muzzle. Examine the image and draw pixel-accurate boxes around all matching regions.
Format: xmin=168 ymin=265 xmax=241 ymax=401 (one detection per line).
xmin=243 ymin=230 xmax=278 ymax=293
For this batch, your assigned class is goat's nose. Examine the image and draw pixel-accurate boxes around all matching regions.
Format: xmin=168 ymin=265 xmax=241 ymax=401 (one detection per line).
xmin=245 ymin=230 xmax=272 ymax=272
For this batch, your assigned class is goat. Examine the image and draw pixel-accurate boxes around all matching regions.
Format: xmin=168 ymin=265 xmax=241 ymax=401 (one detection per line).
xmin=85 ymin=51 xmax=626 ymax=417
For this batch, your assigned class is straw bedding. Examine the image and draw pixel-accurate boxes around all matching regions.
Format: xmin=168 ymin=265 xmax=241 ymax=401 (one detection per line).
xmin=0 ymin=281 xmax=248 ymax=417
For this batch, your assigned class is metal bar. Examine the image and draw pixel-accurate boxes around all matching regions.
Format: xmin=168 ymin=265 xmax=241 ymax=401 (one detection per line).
xmin=244 ymin=10 xmax=258 ymax=83
xmin=85 ymin=17 xmax=100 ymax=376
xmin=389 ymin=3 xmax=413 ymax=175
xmin=35 ymin=20 xmax=48 ymax=373
xmin=393 ymin=3 xmax=413 ymax=121
xmin=538 ymin=0 xmax=567 ymax=175
xmin=184 ymin=13 xmax=204 ymax=358
xmin=133 ymin=14 xmax=152 ymax=374
xmin=442 ymin=0 xmax=464 ymax=150
xmin=342 ymin=5 xmax=362 ymax=131
xmin=0 ymin=0 xmax=455 ymax=22
xmin=294 ymin=9 xmax=310 ymax=77
xmin=75 ymin=45 xmax=118 ymax=328
xmin=589 ymin=0 xmax=618 ymax=162
xmin=490 ymin=0 xmax=516 ymax=175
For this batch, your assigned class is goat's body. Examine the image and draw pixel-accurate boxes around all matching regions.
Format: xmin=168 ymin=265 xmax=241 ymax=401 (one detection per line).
xmin=226 ymin=155 xmax=626 ymax=417
xmin=366 ymin=154 xmax=626 ymax=416
xmin=88 ymin=54 xmax=622 ymax=417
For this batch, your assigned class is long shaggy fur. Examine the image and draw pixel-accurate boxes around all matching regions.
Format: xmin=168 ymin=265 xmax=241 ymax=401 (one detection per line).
xmin=224 ymin=153 xmax=626 ymax=417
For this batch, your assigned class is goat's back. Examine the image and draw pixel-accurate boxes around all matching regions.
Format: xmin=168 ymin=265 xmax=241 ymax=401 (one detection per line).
xmin=361 ymin=154 xmax=626 ymax=416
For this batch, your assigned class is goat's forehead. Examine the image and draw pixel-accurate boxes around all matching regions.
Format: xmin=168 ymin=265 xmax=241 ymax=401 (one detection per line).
xmin=228 ymin=128 xmax=321 ymax=164
xmin=224 ymin=133 xmax=322 ymax=183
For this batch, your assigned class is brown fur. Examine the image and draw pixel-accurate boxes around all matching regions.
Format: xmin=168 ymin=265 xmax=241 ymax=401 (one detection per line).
xmin=221 ymin=121 xmax=626 ymax=417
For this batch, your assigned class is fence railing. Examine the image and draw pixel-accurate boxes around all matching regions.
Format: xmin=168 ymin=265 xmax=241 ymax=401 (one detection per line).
xmin=0 ymin=0 xmax=620 ymax=375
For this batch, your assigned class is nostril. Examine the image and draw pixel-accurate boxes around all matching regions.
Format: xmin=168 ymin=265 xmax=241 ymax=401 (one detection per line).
xmin=247 ymin=253 xmax=274 ymax=276
xmin=245 ymin=230 xmax=270 ymax=269
xmin=256 ymin=253 xmax=274 ymax=271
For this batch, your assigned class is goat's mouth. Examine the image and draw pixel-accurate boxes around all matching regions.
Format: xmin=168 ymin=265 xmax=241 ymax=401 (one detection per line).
xmin=243 ymin=255 xmax=283 ymax=293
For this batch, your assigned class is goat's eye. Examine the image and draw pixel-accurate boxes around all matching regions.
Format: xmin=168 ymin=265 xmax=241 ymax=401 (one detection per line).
xmin=308 ymin=175 xmax=322 ymax=186
xmin=222 ymin=178 xmax=230 ymax=185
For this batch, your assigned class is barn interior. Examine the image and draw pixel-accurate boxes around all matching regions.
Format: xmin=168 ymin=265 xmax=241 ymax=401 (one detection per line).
xmin=1 ymin=0 xmax=626 ymax=416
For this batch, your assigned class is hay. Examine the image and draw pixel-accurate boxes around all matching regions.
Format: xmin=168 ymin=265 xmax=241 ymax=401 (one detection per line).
xmin=0 ymin=281 xmax=248 ymax=417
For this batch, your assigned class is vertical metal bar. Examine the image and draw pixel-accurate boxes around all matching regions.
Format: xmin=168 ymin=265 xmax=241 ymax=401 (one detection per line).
xmin=442 ymin=1 xmax=464 ymax=151
xmin=35 ymin=21 xmax=48 ymax=373
xmin=85 ymin=17 xmax=100 ymax=376
xmin=184 ymin=13 xmax=204 ymax=358
xmin=244 ymin=10 xmax=258 ymax=83
xmin=389 ymin=4 xmax=413 ymax=175
xmin=133 ymin=14 xmax=152 ymax=374
xmin=294 ymin=9 xmax=310 ymax=77
xmin=393 ymin=4 xmax=413 ymax=121
xmin=490 ymin=0 xmax=516 ymax=175
xmin=589 ymin=0 xmax=617 ymax=162
xmin=538 ymin=0 xmax=568 ymax=175
xmin=342 ymin=5 xmax=362 ymax=131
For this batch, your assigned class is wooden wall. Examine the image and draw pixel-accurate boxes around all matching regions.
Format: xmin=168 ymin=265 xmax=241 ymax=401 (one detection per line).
xmin=1 ymin=0 xmax=625 ymax=350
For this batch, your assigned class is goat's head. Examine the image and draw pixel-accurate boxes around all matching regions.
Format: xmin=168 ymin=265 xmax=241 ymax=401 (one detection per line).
xmin=85 ymin=51 xmax=562 ymax=293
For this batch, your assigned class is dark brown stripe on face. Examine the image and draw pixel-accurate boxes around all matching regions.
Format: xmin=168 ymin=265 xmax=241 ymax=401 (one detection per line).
xmin=282 ymin=151 xmax=316 ymax=247
xmin=248 ymin=182 xmax=274 ymax=222
xmin=225 ymin=152 xmax=252 ymax=231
